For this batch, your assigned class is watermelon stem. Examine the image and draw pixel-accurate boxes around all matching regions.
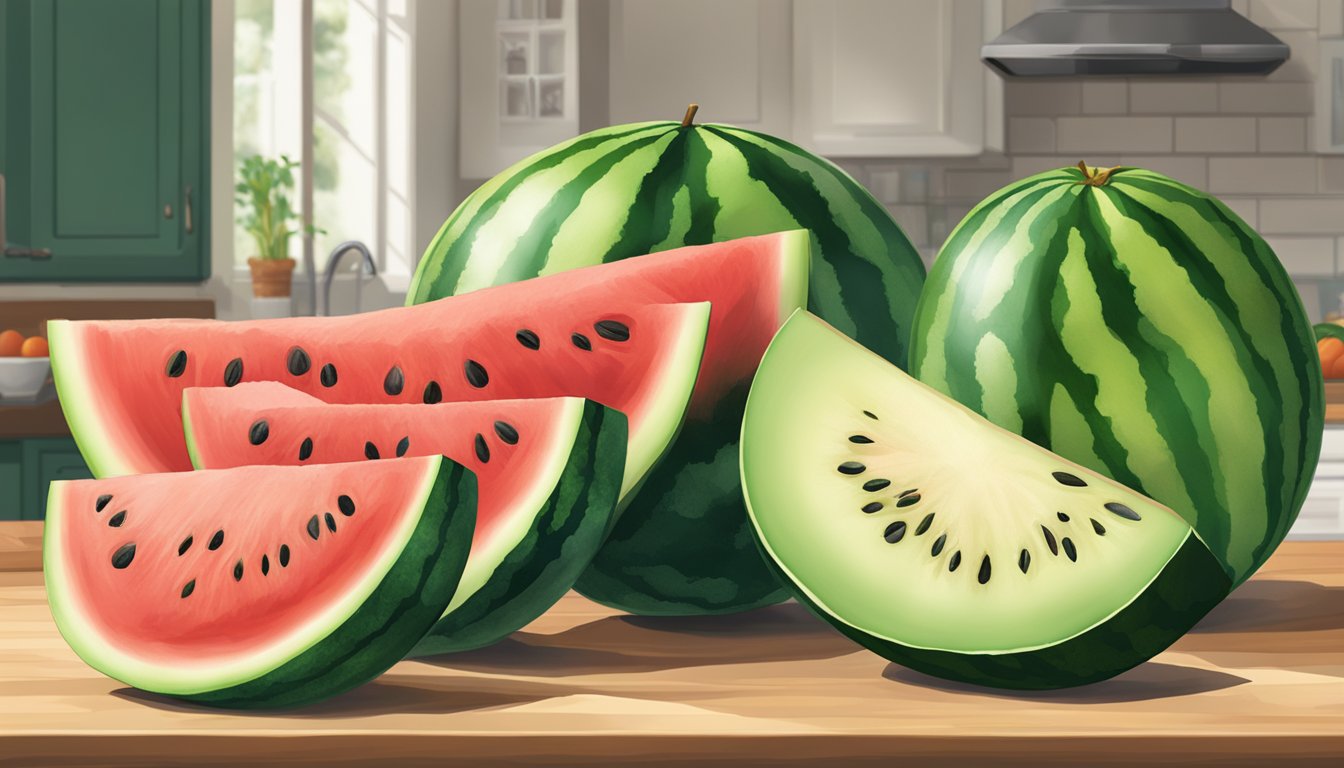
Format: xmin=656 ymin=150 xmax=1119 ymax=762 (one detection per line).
xmin=681 ymin=103 xmax=699 ymax=127
xmin=1075 ymin=160 xmax=1123 ymax=187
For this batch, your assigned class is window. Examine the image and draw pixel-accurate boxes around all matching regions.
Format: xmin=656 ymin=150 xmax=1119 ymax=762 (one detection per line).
xmin=233 ymin=0 xmax=412 ymax=283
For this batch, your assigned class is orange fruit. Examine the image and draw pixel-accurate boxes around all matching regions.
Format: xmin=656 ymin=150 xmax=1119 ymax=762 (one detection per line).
xmin=0 ymin=329 xmax=23 ymax=357
xmin=1329 ymin=352 xmax=1344 ymax=380
xmin=19 ymin=335 xmax=48 ymax=358
xmin=1320 ymin=337 xmax=1344 ymax=373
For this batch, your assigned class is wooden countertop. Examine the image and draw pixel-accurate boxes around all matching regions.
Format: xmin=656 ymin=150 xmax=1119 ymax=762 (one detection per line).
xmin=0 ymin=523 xmax=1340 ymax=766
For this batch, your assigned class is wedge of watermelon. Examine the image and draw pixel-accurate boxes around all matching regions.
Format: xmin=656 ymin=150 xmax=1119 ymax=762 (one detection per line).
xmin=44 ymin=456 xmax=476 ymax=709
xmin=51 ymin=230 xmax=812 ymax=614
xmin=182 ymin=382 xmax=626 ymax=653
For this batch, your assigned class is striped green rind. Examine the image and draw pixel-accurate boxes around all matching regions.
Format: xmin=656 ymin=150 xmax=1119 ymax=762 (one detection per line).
xmin=911 ymin=166 xmax=1324 ymax=586
xmin=411 ymin=403 xmax=627 ymax=655
xmin=772 ymin=531 xmax=1229 ymax=690
xmin=410 ymin=118 xmax=923 ymax=613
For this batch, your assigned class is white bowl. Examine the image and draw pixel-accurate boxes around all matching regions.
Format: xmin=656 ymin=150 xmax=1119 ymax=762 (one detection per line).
xmin=0 ymin=357 xmax=52 ymax=400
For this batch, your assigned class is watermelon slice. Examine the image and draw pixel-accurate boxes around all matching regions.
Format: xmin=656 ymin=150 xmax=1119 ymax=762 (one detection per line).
xmin=44 ymin=456 xmax=476 ymax=709
xmin=182 ymin=382 xmax=626 ymax=653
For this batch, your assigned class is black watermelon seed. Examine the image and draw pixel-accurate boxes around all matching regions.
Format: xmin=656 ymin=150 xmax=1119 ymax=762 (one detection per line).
xmin=233 ymin=560 xmax=244 ymax=581
xmin=1057 ymin=511 xmax=1070 ymax=522
xmin=1052 ymin=471 xmax=1087 ymax=487
xmin=180 ymin=579 xmax=195 ymax=598
xmin=848 ymin=435 xmax=874 ymax=444
xmin=571 ymin=332 xmax=592 ymax=351
xmin=307 ymin=515 xmax=321 ymax=540
xmin=423 ymin=380 xmax=442 ymax=404
xmin=464 ymin=360 xmax=489 ymax=388
xmin=224 ymin=357 xmax=244 ymax=387
xmin=298 ymin=437 xmax=313 ymax=461
xmin=249 ymin=419 xmax=269 ymax=446
xmin=178 ymin=536 xmax=193 ymax=556
xmin=320 ymin=363 xmax=338 ymax=388
xmin=384 ymin=365 xmax=404 ymax=396
xmin=475 ymin=433 xmax=490 ymax=463
xmin=861 ymin=502 xmax=884 ymax=514
xmin=1091 ymin=518 xmax=1106 ymax=536
xmin=95 ymin=494 xmax=112 ymax=512
xmin=396 ymin=436 xmax=410 ymax=457
xmin=108 ymin=510 xmax=126 ymax=528
xmin=978 ymin=556 xmax=992 ymax=584
xmin=1063 ymin=537 xmax=1078 ymax=562
xmin=863 ymin=410 xmax=878 ymax=420
xmin=287 ymin=346 xmax=311 ymax=376
xmin=338 ymin=495 xmax=355 ymax=517
xmin=516 ymin=329 xmax=541 ymax=350
xmin=494 ymin=421 xmax=519 ymax=444
xmin=948 ymin=551 xmax=962 ymax=572
xmin=895 ymin=494 xmax=921 ymax=508
xmin=165 ymin=350 xmax=187 ymax=378
xmin=898 ymin=488 xmax=919 ymax=498
xmin=1041 ymin=525 xmax=1059 ymax=555
xmin=1018 ymin=549 xmax=1031 ymax=574
xmin=111 ymin=543 xmax=136 ymax=569
xmin=325 ymin=512 xmax=337 ymax=533
xmin=915 ymin=513 xmax=934 ymax=536
xmin=279 ymin=544 xmax=291 ymax=567
xmin=261 ymin=555 xmax=270 ymax=576
xmin=862 ymin=478 xmax=891 ymax=492
xmin=883 ymin=521 xmax=907 ymax=543
xmin=594 ymin=320 xmax=631 ymax=342
xmin=837 ymin=461 xmax=865 ymax=475
xmin=931 ymin=534 xmax=947 ymax=556
xmin=1105 ymin=502 xmax=1142 ymax=521
xmin=364 ymin=441 xmax=380 ymax=460
xmin=208 ymin=530 xmax=224 ymax=550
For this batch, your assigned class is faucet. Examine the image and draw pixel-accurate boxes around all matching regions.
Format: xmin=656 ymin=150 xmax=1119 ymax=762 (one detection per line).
xmin=320 ymin=241 xmax=377 ymax=317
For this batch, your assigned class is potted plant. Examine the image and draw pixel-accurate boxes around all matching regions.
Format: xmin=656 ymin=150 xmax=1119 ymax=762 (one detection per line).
xmin=236 ymin=154 xmax=302 ymax=297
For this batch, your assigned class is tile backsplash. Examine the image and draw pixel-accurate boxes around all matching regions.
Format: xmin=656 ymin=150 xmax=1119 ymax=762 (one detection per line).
xmin=834 ymin=0 xmax=1344 ymax=322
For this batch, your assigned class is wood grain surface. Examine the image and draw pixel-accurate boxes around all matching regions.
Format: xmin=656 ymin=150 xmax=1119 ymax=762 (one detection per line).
xmin=0 ymin=528 xmax=1340 ymax=767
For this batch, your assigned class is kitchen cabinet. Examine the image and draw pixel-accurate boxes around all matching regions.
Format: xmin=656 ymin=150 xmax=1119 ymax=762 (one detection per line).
xmin=793 ymin=0 xmax=1003 ymax=157
xmin=0 ymin=438 xmax=90 ymax=521
xmin=463 ymin=0 xmax=1005 ymax=178
xmin=608 ymin=0 xmax=793 ymax=135
xmin=0 ymin=0 xmax=209 ymax=282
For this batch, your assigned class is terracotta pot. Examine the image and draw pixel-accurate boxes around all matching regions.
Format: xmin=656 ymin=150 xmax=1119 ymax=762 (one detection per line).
xmin=248 ymin=257 xmax=296 ymax=298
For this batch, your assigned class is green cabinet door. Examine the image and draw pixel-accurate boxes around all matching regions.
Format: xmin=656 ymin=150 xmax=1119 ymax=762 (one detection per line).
xmin=0 ymin=438 xmax=92 ymax=520
xmin=22 ymin=438 xmax=92 ymax=520
xmin=1 ymin=0 xmax=209 ymax=281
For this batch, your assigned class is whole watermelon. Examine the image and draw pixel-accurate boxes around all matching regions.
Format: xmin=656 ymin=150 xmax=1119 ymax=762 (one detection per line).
xmin=911 ymin=164 xmax=1323 ymax=586
xmin=410 ymin=110 xmax=925 ymax=614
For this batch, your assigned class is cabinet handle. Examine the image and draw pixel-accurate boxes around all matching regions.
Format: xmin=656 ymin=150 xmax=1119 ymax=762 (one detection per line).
xmin=184 ymin=185 xmax=194 ymax=235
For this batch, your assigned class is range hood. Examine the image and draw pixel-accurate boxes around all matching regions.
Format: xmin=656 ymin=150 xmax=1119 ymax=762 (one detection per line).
xmin=982 ymin=0 xmax=1289 ymax=77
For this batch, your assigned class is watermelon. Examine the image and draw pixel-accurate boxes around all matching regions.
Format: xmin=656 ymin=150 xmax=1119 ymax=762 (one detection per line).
xmin=182 ymin=383 xmax=626 ymax=654
xmin=410 ymin=110 xmax=923 ymax=614
xmin=44 ymin=456 xmax=476 ymax=709
xmin=52 ymin=231 xmax=812 ymax=615
xmin=742 ymin=311 xmax=1230 ymax=690
xmin=911 ymin=164 xmax=1324 ymax=586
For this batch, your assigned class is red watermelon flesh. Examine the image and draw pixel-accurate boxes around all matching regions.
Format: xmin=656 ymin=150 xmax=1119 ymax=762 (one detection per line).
xmin=51 ymin=231 xmax=809 ymax=486
xmin=43 ymin=456 xmax=477 ymax=707
xmin=181 ymin=382 xmax=628 ymax=652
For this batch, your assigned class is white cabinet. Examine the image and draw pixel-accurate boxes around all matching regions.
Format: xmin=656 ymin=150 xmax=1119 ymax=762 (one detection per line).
xmin=460 ymin=0 xmax=1006 ymax=178
xmin=459 ymin=0 xmax=581 ymax=179
xmin=608 ymin=0 xmax=792 ymax=136
xmin=792 ymin=0 xmax=1003 ymax=156
xmin=1298 ymin=427 xmax=1344 ymax=539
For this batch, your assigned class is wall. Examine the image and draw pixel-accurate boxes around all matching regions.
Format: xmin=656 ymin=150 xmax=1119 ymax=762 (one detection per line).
xmin=828 ymin=0 xmax=1344 ymax=322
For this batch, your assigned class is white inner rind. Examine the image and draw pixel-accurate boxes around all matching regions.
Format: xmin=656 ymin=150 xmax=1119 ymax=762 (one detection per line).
xmin=42 ymin=457 xmax=443 ymax=696
xmin=49 ymin=320 xmax=131 ymax=478
xmin=741 ymin=311 xmax=1196 ymax=654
